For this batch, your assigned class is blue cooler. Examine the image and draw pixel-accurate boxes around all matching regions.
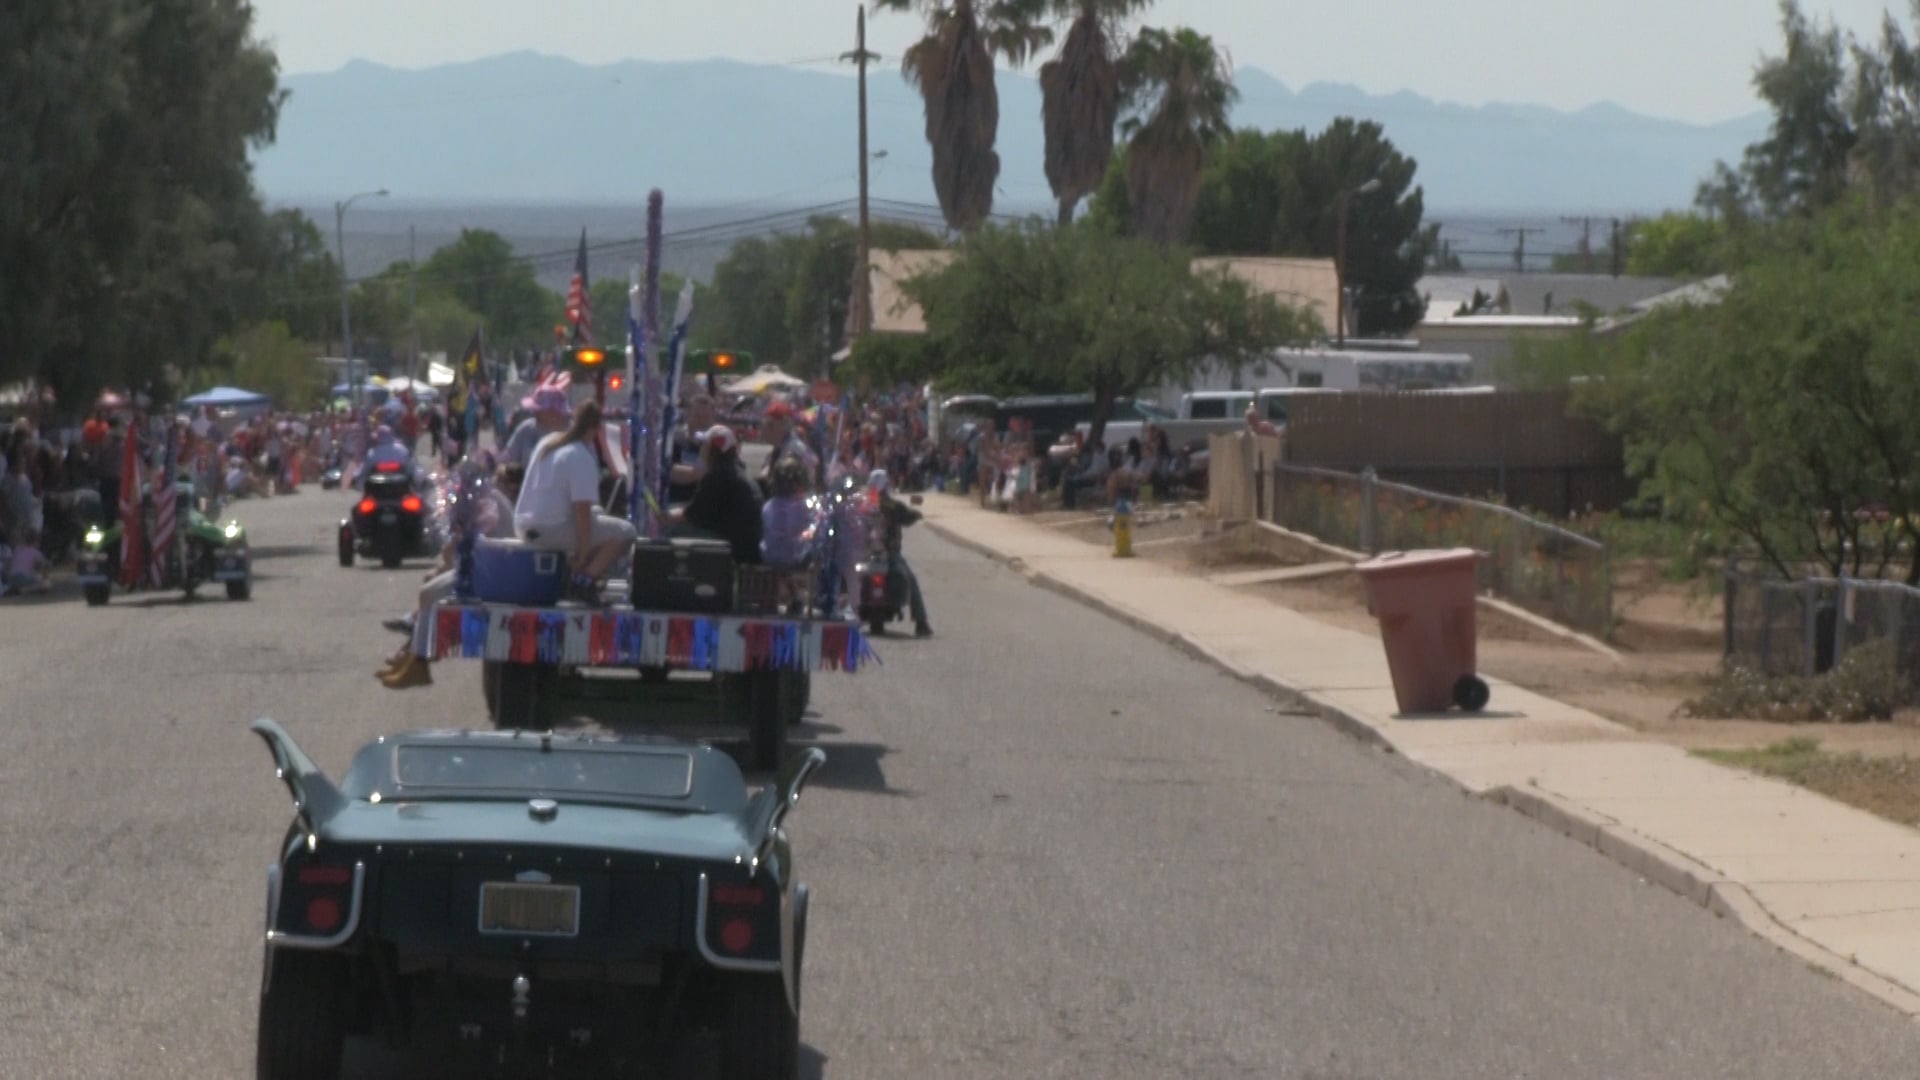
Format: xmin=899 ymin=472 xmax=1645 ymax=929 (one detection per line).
xmin=472 ymin=539 xmax=569 ymax=605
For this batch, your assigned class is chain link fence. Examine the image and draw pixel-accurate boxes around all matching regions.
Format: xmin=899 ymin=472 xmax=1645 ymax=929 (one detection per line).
xmin=1724 ymin=568 xmax=1920 ymax=678
xmin=1268 ymin=464 xmax=1613 ymax=639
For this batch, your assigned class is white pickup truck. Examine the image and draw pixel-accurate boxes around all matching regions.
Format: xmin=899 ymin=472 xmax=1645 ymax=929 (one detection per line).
xmin=1078 ymin=391 xmax=1255 ymax=451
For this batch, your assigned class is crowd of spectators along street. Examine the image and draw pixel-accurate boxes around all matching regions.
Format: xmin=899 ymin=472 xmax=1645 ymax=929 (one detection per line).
xmin=950 ymin=418 xmax=1197 ymax=515
xmin=0 ymin=390 xmax=499 ymax=600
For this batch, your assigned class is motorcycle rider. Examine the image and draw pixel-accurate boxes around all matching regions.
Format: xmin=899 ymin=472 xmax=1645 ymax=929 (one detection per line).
xmin=361 ymin=424 xmax=416 ymax=482
xmin=869 ymin=469 xmax=932 ymax=638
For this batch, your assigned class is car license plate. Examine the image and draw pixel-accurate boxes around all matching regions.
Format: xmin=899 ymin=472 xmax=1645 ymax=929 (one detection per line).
xmin=479 ymin=883 xmax=579 ymax=936
xmin=379 ymin=511 xmax=397 ymax=524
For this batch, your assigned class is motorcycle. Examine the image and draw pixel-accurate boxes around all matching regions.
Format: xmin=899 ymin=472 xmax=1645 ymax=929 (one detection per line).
xmin=338 ymin=462 xmax=433 ymax=568
xmin=77 ymin=478 xmax=252 ymax=605
xmin=854 ymin=491 xmax=921 ymax=636
xmin=319 ymin=447 xmax=346 ymax=490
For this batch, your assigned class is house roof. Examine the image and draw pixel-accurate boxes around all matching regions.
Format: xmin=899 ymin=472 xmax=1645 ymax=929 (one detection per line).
xmin=1416 ymin=272 xmax=1685 ymax=322
xmin=866 ymin=250 xmax=1338 ymax=336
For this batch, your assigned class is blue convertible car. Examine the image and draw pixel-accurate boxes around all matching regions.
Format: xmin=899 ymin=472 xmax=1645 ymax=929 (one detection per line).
xmin=250 ymin=719 xmax=823 ymax=1079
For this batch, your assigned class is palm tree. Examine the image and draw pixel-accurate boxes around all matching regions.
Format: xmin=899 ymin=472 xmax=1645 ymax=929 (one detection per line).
xmin=875 ymin=0 xmax=1054 ymax=231
xmin=1117 ymin=27 xmax=1236 ymax=246
xmin=1039 ymin=0 xmax=1150 ymax=226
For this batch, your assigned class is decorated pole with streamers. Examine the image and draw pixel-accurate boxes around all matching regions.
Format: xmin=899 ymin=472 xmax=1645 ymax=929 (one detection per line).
xmin=657 ymin=280 xmax=696 ymax=511
xmin=625 ymin=263 xmax=651 ymax=536
xmin=639 ymin=191 xmax=666 ymax=523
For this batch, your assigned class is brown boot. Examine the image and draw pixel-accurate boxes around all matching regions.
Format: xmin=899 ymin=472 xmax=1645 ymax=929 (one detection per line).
xmin=380 ymin=654 xmax=433 ymax=689
xmin=375 ymin=647 xmax=411 ymax=677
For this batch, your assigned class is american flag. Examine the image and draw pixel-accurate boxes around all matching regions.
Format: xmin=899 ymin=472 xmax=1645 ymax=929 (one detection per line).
xmin=149 ymin=424 xmax=177 ymax=586
xmin=565 ymin=228 xmax=592 ymax=345
xmin=117 ymin=420 xmax=144 ymax=587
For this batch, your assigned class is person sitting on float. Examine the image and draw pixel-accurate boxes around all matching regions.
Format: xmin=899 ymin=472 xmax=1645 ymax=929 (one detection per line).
xmin=513 ymin=400 xmax=636 ymax=603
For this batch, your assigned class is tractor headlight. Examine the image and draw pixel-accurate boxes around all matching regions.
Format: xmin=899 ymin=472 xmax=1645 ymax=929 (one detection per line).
xmin=84 ymin=529 xmax=104 ymax=545
xmin=224 ymin=523 xmax=241 ymax=539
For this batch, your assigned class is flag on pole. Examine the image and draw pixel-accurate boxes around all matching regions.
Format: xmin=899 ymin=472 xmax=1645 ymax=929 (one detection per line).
xmin=117 ymin=420 xmax=145 ymax=588
xmin=452 ymin=326 xmax=483 ymax=423
xmin=149 ymin=424 xmax=177 ymax=586
xmin=566 ymin=228 xmax=593 ymax=346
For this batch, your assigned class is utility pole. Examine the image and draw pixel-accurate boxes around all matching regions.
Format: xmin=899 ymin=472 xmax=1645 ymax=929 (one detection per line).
xmin=1560 ymin=216 xmax=1594 ymax=273
xmin=408 ymin=225 xmax=419 ymax=380
xmin=1610 ymin=218 xmax=1624 ymax=277
xmin=1498 ymin=227 xmax=1546 ymax=274
xmin=842 ymin=5 xmax=879 ymax=344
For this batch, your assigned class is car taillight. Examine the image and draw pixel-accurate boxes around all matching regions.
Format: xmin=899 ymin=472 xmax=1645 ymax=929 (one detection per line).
xmin=707 ymin=878 xmax=773 ymax=957
xmin=719 ymin=918 xmax=754 ymax=954
xmin=357 ymin=498 xmax=377 ymax=515
xmin=298 ymin=865 xmax=353 ymax=886
xmin=711 ymin=884 xmax=765 ymax=906
xmin=400 ymin=495 xmax=423 ymax=514
xmin=306 ymin=896 xmax=343 ymax=933
xmin=294 ymin=864 xmax=353 ymax=934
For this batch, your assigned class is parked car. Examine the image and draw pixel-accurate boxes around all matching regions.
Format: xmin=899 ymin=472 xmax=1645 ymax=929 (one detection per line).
xmin=250 ymin=719 xmax=824 ymax=1079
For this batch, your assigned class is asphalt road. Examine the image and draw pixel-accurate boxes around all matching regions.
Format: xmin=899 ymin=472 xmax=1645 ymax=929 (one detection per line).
xmin=6 ymin=489 xmax=1920 ymax=1078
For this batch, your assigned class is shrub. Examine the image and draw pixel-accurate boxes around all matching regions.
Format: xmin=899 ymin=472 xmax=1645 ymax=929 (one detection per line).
xmin=1684 ymin=639 xmax=1910 ymax=723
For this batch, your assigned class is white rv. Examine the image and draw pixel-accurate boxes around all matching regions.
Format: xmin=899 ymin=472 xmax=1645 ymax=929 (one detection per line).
xmin=1269 ymin=348 xmax=1476 ymax=392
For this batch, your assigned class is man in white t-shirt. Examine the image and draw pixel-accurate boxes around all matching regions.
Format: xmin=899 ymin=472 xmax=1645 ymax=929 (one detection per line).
xmin=513 ymin=401 xmax=636 ymax=600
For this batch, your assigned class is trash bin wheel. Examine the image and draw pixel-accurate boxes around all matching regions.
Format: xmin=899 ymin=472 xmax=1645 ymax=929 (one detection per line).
xmin=1453 ymin=675 xmax=1490 ymax=713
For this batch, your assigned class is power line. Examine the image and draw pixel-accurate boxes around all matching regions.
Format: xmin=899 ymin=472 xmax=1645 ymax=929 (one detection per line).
xmin=265 ymin=197 xmax=970 ymax=306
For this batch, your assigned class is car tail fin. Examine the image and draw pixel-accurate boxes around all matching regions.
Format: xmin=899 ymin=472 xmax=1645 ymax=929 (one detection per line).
xmin=741 ymin=748 xmax=826 ymax=867
xmin=251 ymin=718 xmax=346 ymax=837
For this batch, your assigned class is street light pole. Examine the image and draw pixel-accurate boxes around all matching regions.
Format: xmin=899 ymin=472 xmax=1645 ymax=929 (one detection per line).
xmin=334 ymin=187 xmax=389 ymax=408
xmin=1335 ymin=178 xmax=1382 ymax=348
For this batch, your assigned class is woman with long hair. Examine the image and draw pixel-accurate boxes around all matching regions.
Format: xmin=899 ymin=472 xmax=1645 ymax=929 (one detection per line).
xmin=513 ymin=401 xmax=637 ymax=602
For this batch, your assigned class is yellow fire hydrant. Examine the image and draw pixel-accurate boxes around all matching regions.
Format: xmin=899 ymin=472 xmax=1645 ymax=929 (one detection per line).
xmin=1112 ymin=498 xmax=1135 ymax=558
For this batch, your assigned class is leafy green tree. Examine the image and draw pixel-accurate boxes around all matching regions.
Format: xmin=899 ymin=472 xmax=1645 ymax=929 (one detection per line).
xmin=1623 ymin=213 xmax=1729 ymax=277
xmin=1040 ymin=0 xmax=1150 ymax=226
xmin=787 ymin=219 xmax=948 ymax=378
xmin=1699 ymin=1 xmax=1920 ymax=221
xmin=1103 ymin=120 xmax=1426 ymax=334
xmin=247 ymin=210 xmax=340 ymax=346
xmin=0 ymin=0 xmax=284 ymax=410
xmin=198 ymin=322 xmax=328 ymax=410
xmin=418 ymin=229 xmax=556 ymax=348
xmin=900 ymin=221 xmax=1317 ymax=444
xmin=412 ymin=292 xmax=487 ymax=364
xmin=1116 ymin=27 xmax=1236 ymax=246
xmin=1560 ymin=202 xmax=1920 ymax=582
xmin=702 ymin=235 xmax=808 ymax=366
xmin=875 ymin=0 xmax=1054 ymax=231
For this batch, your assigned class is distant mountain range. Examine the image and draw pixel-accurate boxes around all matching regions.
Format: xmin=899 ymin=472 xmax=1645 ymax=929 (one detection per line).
xmin=258 ymin=51 xmax=1767 ymax=218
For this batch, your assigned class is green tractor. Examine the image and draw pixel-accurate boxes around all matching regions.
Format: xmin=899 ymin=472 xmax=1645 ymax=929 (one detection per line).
xmin=77 ymin=478 xmax=252 ymax=605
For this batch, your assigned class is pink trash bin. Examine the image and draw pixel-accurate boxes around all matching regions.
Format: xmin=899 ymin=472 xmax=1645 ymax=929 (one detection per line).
xmin=1354 ymin=548 xmax=1490 ymax=714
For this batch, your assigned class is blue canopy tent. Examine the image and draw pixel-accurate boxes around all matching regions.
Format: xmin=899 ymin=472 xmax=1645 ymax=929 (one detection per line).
xmin=183 ymin=386 xmax=271 ymax=408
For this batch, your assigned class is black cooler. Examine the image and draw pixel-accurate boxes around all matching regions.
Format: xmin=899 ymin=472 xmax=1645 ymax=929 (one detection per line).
xmin=630 ymin=538 xmax=736 ymax=613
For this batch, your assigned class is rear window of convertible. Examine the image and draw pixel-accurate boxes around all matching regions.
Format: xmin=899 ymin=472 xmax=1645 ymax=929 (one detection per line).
xmin=394 ymin=745 xmax=696 ymax=800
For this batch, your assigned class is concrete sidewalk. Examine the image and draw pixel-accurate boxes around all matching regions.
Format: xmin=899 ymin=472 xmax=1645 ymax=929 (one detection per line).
xmin=922 ymin=494 xmax=1920 ymax=1018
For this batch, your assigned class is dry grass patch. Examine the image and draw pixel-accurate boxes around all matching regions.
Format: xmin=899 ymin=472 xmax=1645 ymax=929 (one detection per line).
xmin=1696 ymin=737 xmax=1920 ymax=828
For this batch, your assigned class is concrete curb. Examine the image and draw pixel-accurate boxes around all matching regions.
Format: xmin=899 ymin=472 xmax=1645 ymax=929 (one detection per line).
xmin=926 ymin=512 xmax=1920 ymax=1020
xmin=1486 ymin=784 xmax=1920 ymax=1019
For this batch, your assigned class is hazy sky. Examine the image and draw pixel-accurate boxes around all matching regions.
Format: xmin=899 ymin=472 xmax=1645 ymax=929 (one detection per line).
xmin=252 ymin=0 xmax=1904 ymax=126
